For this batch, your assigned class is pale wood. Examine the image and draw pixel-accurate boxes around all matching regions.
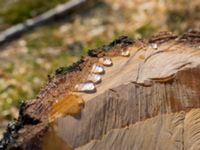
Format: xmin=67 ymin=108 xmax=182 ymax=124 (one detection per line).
xmin=1 ymin=30 xmax=200 ymax=150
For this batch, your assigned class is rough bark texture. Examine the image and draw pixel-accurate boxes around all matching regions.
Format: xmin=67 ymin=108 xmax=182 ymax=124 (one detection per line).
xmin=1 ymin=30 xmax=200 ymax=150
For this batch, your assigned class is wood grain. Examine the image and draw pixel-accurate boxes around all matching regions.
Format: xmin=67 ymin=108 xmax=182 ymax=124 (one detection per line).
xmin=1 ymin=30 xmax=200 ymax=150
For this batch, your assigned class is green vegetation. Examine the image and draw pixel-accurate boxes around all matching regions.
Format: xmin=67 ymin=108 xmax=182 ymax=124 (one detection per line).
xmin=167 ymin=9 xmax=189 ymax=32
xmin=25 ymin=26 xmax=64 ymax=50
xmin=0 ymin=0 xmax=69 ymax=25
xmin=136 ymin=24 xmax=157 ymax=38
xmin=0 ymin=41 xmax=84 ymax=120
xmin=0 ymin=24 xmax=86 ymax=121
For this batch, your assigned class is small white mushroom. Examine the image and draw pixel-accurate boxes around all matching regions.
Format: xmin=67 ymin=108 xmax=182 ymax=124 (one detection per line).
xmin=121 ymin=50 xmax=130 ymax=57
xmin=91 ymin=64 xmax=104 ymax=74
xmin=88 ymin=74 xmax=101 ymax=84
xmin=99 ymin=57 xmax=112 ymax=66
xmin=75 ymin=82 xmax=96 ymax=92
xmin=150 ymin=43 xmax=158 ymax=49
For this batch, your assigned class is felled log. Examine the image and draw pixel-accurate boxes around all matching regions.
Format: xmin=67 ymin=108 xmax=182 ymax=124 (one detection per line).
xmin=1 ymin=30 xmax=200 ymax=150
xmin=0 ymin=0 xmax=97 ymax=46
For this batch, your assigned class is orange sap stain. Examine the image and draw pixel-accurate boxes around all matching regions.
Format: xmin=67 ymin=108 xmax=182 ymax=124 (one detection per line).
xmin=48 ymin=94 xmax=84 ymax=122
xmin=139 ymin=54 xmax=145 ymax=60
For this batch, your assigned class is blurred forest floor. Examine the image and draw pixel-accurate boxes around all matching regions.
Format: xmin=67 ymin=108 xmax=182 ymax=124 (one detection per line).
xmin=0 ymin=0 xmax=69 ymax=30
xmin=0 ymin=0 xmax=199 ymax=137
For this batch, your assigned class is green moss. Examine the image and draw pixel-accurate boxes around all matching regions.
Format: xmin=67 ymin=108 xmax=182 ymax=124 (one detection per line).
xmin=167 ymin=9 xmax=189 ymax=32
xmin=25 ymin=26 xmax=63 ymax=50
xmin=82 ymin=36 xmax=108 ymax=54
xmin=136 ymin=23 xmax=157 ymax=38
xmin=0 ymin=0 xmax=69 ymax=25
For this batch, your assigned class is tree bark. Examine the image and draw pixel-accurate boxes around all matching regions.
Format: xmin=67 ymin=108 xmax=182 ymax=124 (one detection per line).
xmin=1 ymin=30 xmax=200 ymax=150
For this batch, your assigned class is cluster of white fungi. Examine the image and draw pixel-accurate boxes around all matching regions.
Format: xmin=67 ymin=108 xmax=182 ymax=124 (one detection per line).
xmin=74 ymin=49 xmax=130 ymax=93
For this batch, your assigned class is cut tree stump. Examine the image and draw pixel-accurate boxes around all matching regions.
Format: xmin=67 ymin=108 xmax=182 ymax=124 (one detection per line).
xmin=1 ymin=30 xmax=200 ymax=150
